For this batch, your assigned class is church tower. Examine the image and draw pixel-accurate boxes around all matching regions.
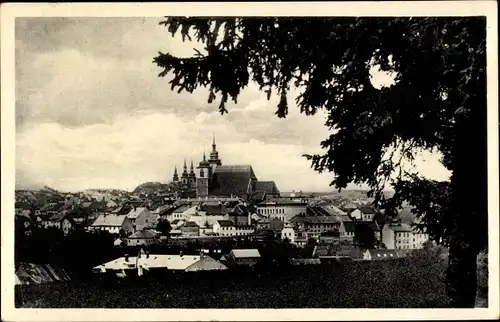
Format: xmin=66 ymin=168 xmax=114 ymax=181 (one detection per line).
xmin=188 ymin=159 xmax=197 ymax=187
xmin=172 ymin=165 xmax=179 ymax=182
xmin=181 ymin=158 xmax=189 ymax=186
xmin=208 ymin=133 xmax=222 ymax=174
xmin=196 ymin=151 xmax=210 ymax=197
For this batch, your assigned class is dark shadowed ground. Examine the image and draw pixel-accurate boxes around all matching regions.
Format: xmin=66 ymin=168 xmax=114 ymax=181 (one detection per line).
xmin=16 ymin=257 xmax=455 ymax=308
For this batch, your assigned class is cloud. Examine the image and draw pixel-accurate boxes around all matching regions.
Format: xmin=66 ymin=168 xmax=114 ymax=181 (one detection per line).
xmin=14 ymin=17 xmax=450 ymax=192
xmin=16 ymin=112 xmax=336 ymax=192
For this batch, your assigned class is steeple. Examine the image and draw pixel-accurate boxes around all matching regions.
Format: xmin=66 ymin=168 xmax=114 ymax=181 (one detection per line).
xmin=173 ymin=165 xmax=179 ymax=182
xmin=182 ymin=158 xmax=189 ymax=177
xmin=209 ymin=132 xmax=222 ymax=167
xmin=189 ymin=159 xmax=196 ymax=178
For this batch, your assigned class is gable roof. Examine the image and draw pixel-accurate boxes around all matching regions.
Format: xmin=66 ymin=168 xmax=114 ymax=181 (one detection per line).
xmin=91 ymin=214 xmax=127 ymax=227
xmin=230 ymin=249 xmax=260 ymax=258
xmin=254 ymin=181 xmax=280 ymax=195
xmin=217 ymin=220 xmax=235 ymax=227
xmin=201 ymin=204 xmax=229 ymax=215
xmin=209 ymin=165 xmax=256 ymax=196
xmin=126 ymin=207 xmax=148 ymax=219
xmin=127 ymin=230 xmax=157 ymax=239
xmin=172 ymin=205 xmax=193 ymax=214
xmin=183 ymin=221 xmax=199 ymax=228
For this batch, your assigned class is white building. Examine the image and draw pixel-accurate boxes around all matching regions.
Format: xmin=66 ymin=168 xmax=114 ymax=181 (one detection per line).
xmin=350 ymin=206 xmax=377 ymax=221
xmin=281 ymin=224 xmax=298 ymax=244
xmin=212 ymin=220 xmax=254 ymax=237
xmin=187 ymin=210 xmax=227 ymax=228
xmin=167 ymin=205 xmax=198 ymax=222
xmin=89 ymin=214 xmax=134 ymax=235
xmin=382 ymin=223 xmax=429 ymax=250
xmin=256 ymin=198 xmax=308 ymax=222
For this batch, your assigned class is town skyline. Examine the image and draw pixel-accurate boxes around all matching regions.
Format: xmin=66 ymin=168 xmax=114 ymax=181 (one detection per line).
xmin=15 ymin=17 xmax=450 ymax=193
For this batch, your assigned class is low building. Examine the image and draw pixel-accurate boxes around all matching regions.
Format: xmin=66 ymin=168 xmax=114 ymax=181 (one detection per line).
xmin=366 ymin=249 xmax=400 ymax=261
xmin=126 ymin=230 xmax=158 ymax=247
xmin=290 ymin=215 xmax=340 ymax=239
xmin=89 ymin=214 xmax=134 ymax=235
xmin=180 ymin=221 xmax=200 ymax=237
xmin=126 ymin=207 xmax=158 ymax=230
xmin=256 ymin=198 xmax=308 ymax=222
xmin=93 ymin=253 xmax=227 ymax=276
xmin=382 ymin=223 xmax=429 ymax=250
xmin=168 ymin=205 xmax=198 ymax=222
xmin=350 ymin=206 xmax=377 ymax=221
xmin=223 ymin=249 xmax=261 ymax=267
xmin=44 ymin=213 xmax=74 ymax=235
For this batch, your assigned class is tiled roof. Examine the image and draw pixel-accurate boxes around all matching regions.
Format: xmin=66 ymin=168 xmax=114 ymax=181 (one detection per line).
xmin=217 ymin=220 xmax=235 ymax=227
xmin=358 ymin=206 xmax=376 ymax=214
xmin=95 ymin=254 xmax=202 ymax=271
xmin=183 ymin=221 xmax=199 ymax=228
xmin=201 ymin=204 xmax=229 ymax=215
xmin=254 ymin=181 xmax=280 ymax=195
xmin=127 ymin=230 xmax=157 ymax=239
xmin=172 ymin=205 xmax=193 ymax=213
xmin=209 ymin=165 xmax=256 ymax=196
xmin=91 ymin=214 xmax=127 ymax=227
xmin=230 ymin=249 xmax=260 ymax=258
xmin=291 ymin=216 xmax=338 ymax=225
xmin=126 ymin=207 xmax=148 ymax=219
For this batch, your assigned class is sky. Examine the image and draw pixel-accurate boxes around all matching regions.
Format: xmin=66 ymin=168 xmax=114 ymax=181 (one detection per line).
xmin=15 ymin=17 xmax=451 ymax=193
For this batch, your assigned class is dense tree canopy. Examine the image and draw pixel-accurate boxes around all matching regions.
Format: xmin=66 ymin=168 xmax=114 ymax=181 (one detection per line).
xmin=153 ymin=17 xmax=487 ymax=307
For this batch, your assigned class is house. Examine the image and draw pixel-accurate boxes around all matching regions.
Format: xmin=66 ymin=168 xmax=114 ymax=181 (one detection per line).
xmin=134 ymin=210 xmax=159 ymax=231
xmin=170 ymin=219 xmax=185 ymax=229
xmin=168 ymin=205 xmax=198 ymax=222
xmin=336 ymin=247 xmax=371 ymax=261
xmin=350 ymin=206 xmax=377 ymax=221
xmin=256 ymin=217 xmax=284 ymax=232
xmin=256 ymin=198 xmax=308 ymax=222
xmin=126 ymin=207 xmax=157 ymax=230
xmin=281 ymin=223 xmax=298 ymax=244
xmin=45 ymin=213 xmax=74 ymax=235
xmin=290 ymin=215 xmax=340 ymax=239
xmin=318 ymin=230 xmax=341 ymax=244
xmin=180 ymin=221 xmax=200 ymax=237
xmin=93 ymin=254 xmax=227 ymax=276
xmin=126 ymin=230 xmax=158 ymax=247
xmin=338 ymin=220 xmax=381 ymax=242
xmin=89 ymin=214 xmax=134 ymax=235
xmin=213 ymin=220 xmax=235 ymax=236
xmin=382 ymin=223 xmax=429 ymax=250
xmin=223 ymin=249 xmax=261 ymax=266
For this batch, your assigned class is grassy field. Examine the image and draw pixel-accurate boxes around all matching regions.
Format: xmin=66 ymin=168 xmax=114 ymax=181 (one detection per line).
xmin=16 ymin=257 xmax=454 ymax=308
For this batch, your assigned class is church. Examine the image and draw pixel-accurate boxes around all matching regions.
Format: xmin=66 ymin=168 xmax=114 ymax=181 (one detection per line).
xmin=171 ymin=135 xmax=280 ymax=201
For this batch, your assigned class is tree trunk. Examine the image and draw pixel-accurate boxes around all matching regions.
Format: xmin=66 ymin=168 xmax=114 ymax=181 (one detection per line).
xmin=446 ymin=242 xmax=479 ymax=307
xmin=446 ymin=84 xmax=487 ymax=307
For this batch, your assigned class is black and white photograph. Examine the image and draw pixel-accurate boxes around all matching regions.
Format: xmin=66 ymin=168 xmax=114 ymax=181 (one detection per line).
xmin=1 ymin=2 xmax=498 ymax=321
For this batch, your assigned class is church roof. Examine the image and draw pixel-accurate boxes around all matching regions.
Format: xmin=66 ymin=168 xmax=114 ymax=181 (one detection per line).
xmin=209 ymin=165 xmax=256 ymax=196
xmin=255 ymin=181 xmax=280 ymax=195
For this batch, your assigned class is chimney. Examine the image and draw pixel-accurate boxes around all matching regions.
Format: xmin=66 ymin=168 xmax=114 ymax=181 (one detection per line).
xmin=180 ymin=251 xmax=183 ymax=257
xmin=125 ymin=254 xmax=129 ymax=262
xmin=146 ymin=251 xmax=150 ymax=259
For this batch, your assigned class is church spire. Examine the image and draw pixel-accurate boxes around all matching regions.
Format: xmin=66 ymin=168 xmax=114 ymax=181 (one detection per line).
xmin=173 ymin=165 xmax=179 ymax=182
xmin=208 ymin=133 xmax=222 ymax=167
xmin=212 ymin=132 xmax=216 ymax=151
xmin=182 ymin=158 xmax=189 ymax=177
